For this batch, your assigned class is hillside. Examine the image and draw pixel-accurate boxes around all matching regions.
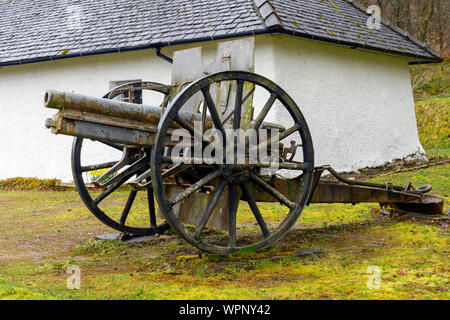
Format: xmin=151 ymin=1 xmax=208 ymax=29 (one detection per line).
xmin=411 ymin=59 xmax=449 ymax=154
xmin=415 ymin=95 xmax=449 ymax=151
xmin=411 ymin=59 xmax=450 ymax=98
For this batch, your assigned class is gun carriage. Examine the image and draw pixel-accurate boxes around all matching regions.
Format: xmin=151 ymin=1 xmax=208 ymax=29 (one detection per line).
xmin=44 ymin=40 xmax=443 ymax=254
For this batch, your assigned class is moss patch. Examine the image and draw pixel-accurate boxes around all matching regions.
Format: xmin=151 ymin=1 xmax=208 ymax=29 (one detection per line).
xmin=0 ymin=177 xmax=64 ymax=191
xmin=415 ymin=96 xmax=450 ymax=150
xmin=410 ymin=58 xmax=449 ymax=98
xmin=0 ymin=164 xmax=448 ymax=300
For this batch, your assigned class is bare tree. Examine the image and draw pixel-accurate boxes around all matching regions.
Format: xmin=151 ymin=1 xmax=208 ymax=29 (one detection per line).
xmin=434 ymin=0 xmax=447 ymax=55
xmin=392 ymin=0 xmax=403 ymax=27
xmin=404 ymin=0 xmax=411 ymax=33
xmin=350 ymin=0 xmax=447 ymax=55
xmin=417 ymin=0 xmax=435 ymax=42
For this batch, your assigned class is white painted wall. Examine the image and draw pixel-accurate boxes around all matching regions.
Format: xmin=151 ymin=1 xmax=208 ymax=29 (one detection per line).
xmin=0 ymin=38 xmax=273 ymax=181
xmin=0 ymin=35 xmax=424 ymax=181
xmin=266 ymin=35 xmax=425 ymax=172
xmin=0 ymin=48 xmax=171 ymax=181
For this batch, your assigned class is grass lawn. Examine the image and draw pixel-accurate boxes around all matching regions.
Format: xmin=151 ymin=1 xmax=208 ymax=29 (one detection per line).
xmin=0 ymin=78 xmax=448 ymax=300
xmin=415 ymin=95 xmax=449 ymax=151
xmin=0 ymin=163 xmax=448 ymax=300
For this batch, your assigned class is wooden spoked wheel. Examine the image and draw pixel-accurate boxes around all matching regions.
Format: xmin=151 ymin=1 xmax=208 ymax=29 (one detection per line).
xmin=71 ymin=82 xmax=171 ymax=235
xmin=151 ymin=71 xmax=315 ymax=254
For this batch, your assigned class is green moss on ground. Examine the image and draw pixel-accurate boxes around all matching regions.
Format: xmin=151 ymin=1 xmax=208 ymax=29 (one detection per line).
xmin=0 ymin=165 xmax=448 ymax=300
xmin=0 ymin=62 xmax=448 ymax=299
xmin=415 ymin=96 xmax=450 ymax=150
xmin=410 ymin=59 xmax=449 ymax=98
xmin=0 ymin=177 xmax=63 ymax=191
xmin=0 ymin=281 xmax=54 ymax=300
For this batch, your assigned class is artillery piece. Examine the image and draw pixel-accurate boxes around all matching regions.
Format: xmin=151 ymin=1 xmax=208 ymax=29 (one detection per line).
xmin=44 ymin=39 xmax=443 ymax=254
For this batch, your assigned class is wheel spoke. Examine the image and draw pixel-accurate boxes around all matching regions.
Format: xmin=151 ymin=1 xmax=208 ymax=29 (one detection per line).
xmin=170 ymin=169 xmax=222 ymax=205
xmin=81 ymin=161 xmax=118 ymax=173
xmin=147 ymin=188 xmax=157 ymax=229
xmin=93 ymin=148 xmax=138 ymax=187
xmin=99 ymin=156 xmax=147 ymax=188
xmin=251 ymin=93 xmax=277 ymax=131
xmin=175 ymin=114 xmax=199 ymax=136
xmin=201 ymin=100 xmax=208 ymax=131
xmin=161 ymin=164 xmax=192 ymax=179
xmin=278 ymin=125 xmax=299 ymax=141
xmin=193 ymin=179 xmax=227 ymax=240
xmin=119 ymin=190 xmax=138 ymax=228
xmin=241 ymin=85 xmax=255 ymax=105
xmin=174 ymin=115 xmax=203 ymax=142
xmin=134 ymin=164 xmax=191 ymax=187
xmin=228 ymin=183 xmax=239 ymax=248
xmin=223 ymin=84 xmax=255 ymax=125
xmin=94 ymin=172 xmax=135 ymax=205
xmin=133 ymin=168 xmax=152 ymax=185
xmin=233 ymin=80 xmax=244 ymax=130
xmin=241 ymin=182 xmax=270 ymax=238
xmin=253 ymin=124 xmax=298 ymax=156
xmin=249 ymin=173 xmax=297 ymax=210
xmin=174 ymin=114 xmax=213 ymax=150
xmin=201 ymin=87 xmax=226 ymax=142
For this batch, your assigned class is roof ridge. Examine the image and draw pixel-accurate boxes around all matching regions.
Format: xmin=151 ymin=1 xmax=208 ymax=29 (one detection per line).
xmin=252 ymin=0 xmax=283 ymax=28
xmin=344 ymin=0 xmax=441 ymax=60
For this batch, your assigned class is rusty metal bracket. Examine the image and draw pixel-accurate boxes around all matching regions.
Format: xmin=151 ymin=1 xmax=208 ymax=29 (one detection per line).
xmin=281 ymin=140 xmax=302 ymax=162
xmin=307 ymin=167 xmax=325 ymax=205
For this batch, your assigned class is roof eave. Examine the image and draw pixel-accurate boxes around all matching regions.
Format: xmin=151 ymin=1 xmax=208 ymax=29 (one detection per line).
xmin=0 ymin=28 xmax=269 ymax=67
xmin=0 ymin=26 xmax=442 ymax=68
xmin=268 ymin=26 xmax=442 ymax=65
xmin=344 ymin=0 xmax=442 ymax=64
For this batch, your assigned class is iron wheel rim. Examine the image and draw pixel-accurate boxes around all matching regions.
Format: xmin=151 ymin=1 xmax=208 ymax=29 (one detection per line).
xmin=151 ymin=71 xmax=314 ymax=254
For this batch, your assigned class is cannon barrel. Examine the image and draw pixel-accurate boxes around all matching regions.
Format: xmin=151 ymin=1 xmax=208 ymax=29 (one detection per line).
xmin=44 ymin=90 xmax=206 ymax=147
xmin=45 ymin=90 xmax=163 ymax=125
xmin=44 ymin=90 xmax=286 ymax=148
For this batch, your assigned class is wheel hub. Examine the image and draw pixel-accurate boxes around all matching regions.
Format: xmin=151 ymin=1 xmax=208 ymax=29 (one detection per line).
xmin=220 ymin=165 xmax=253 ymax=184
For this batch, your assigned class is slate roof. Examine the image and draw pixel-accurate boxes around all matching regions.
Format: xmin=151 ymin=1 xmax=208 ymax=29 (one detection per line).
xmin=269 ymin=0 xmax=441 ymax=62
xmin=0 ymin=0 xmax=441 ymax=67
